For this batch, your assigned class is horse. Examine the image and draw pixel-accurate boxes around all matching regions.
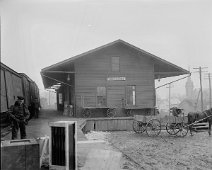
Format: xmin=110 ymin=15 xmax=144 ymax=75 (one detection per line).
xmin=187 ymin=108 xmax=212 ymax=136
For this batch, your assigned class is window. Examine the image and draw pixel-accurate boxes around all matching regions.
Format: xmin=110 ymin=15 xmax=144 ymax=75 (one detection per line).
xmin=97 ymin=87 xmax=106 ymax=107
xmin=58 ymin=93 xmax=63 ymax=104
xmin=112 ymin=56 xmax=120 ymax=71
xmin=126 ymin=86 xmax=136 ymax=106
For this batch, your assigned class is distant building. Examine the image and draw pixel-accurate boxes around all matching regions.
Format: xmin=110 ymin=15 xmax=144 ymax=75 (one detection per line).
xmin=178 ymin=99 xmax=196 ymax=115
xmin=179 ymin=76 xmax=201 ymax=113
xmin=40 ymin=97 xmax=48 ymax=108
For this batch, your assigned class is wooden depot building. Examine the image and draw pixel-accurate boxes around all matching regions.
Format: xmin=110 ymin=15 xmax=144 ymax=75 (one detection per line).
xmin=41 ymin=39 xmax=189 ymax=117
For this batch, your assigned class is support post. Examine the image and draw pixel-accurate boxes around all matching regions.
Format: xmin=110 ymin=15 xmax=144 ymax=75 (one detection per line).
xmin=199 ymin=67 xmax=204 ymax=112
xmin=209 ymin=73 xmax=212 ymax=108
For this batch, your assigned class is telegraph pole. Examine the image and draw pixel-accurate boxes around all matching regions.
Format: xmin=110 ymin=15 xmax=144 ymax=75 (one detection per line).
xmin=166 ymin=84 xmax=173 ymax=116
xmin=209 ymin=73 xmax=211 ymax=108
xmin=168 ymin=84 xmax=171 ymax=113
xmin=205 ymin=73 xmax=212 ymax=108
xmin=193 ymin=66 xmax=207 ymax=111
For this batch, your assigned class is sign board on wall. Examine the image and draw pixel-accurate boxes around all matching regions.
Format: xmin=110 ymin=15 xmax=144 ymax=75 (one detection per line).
xmin=107 ymin=77 xmax=126 ymax=81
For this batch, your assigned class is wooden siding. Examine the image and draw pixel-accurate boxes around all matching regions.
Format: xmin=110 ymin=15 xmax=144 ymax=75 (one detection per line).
xmin=12 ymin=74 xmax=23 ymax=102
xmin=4 ymin=70 xmax=23 ymax=108
xmin=85 ymin=117 xmax=134 ymax=132
xmin=5 ymin=70 xmax=14 ymax=107
xmin=74 ymin=43 xmax=155 ymax=112
xmin=22 ymin=76 xmax=31 ymax=107
xmin=107 ymin=86 xmax=125 ymax=108
xmin=1 ymin=70 xmax=7 ymax=112
xmin=30 ymin=82 xmax=36 ymax=100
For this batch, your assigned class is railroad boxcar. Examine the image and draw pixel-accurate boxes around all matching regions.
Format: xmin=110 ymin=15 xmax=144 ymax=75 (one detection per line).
xmin=1 ymin=62 xmax=40 ymax=136
xmin=1 ymin=63 xmax=24 ymax=112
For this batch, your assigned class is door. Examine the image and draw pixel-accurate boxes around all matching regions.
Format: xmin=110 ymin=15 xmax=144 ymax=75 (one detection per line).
xmin=107 ymin=86 xmax=125 ymax=108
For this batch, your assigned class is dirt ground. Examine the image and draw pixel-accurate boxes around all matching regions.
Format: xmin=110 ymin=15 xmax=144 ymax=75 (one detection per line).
xmin=85 ymin=130 xmax=212 ymax=170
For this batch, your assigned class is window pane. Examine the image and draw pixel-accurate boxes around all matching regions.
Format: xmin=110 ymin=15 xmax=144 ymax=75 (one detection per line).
xmin=97 ymin=87 xmax=106 ymax=96
xmin=112 ymin=57 xmax=119 ymax=71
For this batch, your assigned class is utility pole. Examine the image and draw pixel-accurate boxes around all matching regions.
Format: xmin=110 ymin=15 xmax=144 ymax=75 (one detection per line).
xmin=205 ymin=73 xmax=212 ymax=108
xmin=194 ymin=89 xmax=201 ymax=111
xmin=209 ymin=73 xmax=211 ymax=108
xmin=193 ymin=66 xmax=207 ymax=111
xmin=166 ymin=84 xmax=173 ymax=116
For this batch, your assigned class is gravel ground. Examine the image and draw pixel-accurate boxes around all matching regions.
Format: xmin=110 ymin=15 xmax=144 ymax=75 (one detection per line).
xmin=86 ymin=130 xmax=212 ymax=170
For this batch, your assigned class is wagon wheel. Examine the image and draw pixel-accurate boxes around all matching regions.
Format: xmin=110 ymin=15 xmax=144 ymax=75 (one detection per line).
xmin=146 ymin=119 xmax=161 ymax=137
xmin=132 ymin=120 xmax=146 ymax=133
xmin=106 ymin=108 xmax=116 ymax=117
xmin=166 ymin=123 xmax=180 ymax=135
xmin=176 ymin=123 xmax=188 ymax=137
xmin=82 ymin=109 xmax=91 ymax=118
xmin=126 ymin=109 xmax=132 ymax=116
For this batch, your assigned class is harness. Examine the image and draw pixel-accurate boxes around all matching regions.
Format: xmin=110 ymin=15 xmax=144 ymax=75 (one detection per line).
xmin=203 ymin=111 xmax=208 ymax=117
xmin=202 ymin=110 xmax=212 ymax=120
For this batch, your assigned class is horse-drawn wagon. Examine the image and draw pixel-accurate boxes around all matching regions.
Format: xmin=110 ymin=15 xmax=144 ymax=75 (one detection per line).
xmin=133 ymin=107 xmax=212 ymax=137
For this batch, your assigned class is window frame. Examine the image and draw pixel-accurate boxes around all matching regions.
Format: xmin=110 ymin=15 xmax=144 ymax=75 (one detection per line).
xmin=126 ymin=85 xmax=136 ymax=106
xmin=111 ymin=56 xmax=120 ymax=72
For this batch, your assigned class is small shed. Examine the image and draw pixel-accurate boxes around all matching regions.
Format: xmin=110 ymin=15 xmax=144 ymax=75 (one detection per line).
xmin=41 ymin=39 xmax=189 ymax=117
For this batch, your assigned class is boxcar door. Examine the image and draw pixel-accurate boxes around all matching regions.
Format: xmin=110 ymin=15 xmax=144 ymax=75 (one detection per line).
xmin=107 ymin=86 xmax=125 ymax=108
xmin=12 ymin=74 xmax=23 ymax=102
xmin=4 ymin=71 xmax=15 ymax=107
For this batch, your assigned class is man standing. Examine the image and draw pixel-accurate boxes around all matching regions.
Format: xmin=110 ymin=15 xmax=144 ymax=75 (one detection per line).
xmin=9 ymin=96 xmax=30 ymax=140
xmin=28 ymin=98 xmax=40 ymax=120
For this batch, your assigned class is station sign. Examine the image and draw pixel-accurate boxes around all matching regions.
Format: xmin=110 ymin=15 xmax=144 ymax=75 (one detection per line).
xmin=107 ymin=77 xmax=126 ymax=81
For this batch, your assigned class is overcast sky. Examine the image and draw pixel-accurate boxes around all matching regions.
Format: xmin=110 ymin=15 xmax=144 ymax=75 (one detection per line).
xmin=1 ymin=0 xmax=212 ymax=99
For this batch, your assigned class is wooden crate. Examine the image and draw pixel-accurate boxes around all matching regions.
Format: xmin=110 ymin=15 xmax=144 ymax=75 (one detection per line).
xmin=1 ymin=139 xmax=39 ymax=170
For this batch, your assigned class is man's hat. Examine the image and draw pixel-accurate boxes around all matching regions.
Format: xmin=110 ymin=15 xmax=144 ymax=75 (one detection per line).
xmin=17 ymin=96 xmax=24 ymax=100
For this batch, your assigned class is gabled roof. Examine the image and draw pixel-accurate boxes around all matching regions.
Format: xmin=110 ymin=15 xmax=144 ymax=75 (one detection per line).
xmin=41 ymin=39 xmax=190 ymax=88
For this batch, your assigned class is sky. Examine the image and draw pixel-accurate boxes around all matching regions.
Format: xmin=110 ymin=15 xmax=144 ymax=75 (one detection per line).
xmin=1 ymin=0 xmax=212 ymax=99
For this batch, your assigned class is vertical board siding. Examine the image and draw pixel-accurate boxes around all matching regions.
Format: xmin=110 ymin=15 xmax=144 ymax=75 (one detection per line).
xmin=12 ymin=74 xmax=23 ymax=101
xmin=5 ymin=71 xmax=15 ymax=107
xmin=75 ymin=43 xmax=155 ymax=114
xmin=30 ymin=82 xmax=36 ymax=100
xmin=85 ymin=118 xmax=134 ymax=131
xmin=1 ymin=70 xmax=8 ymax=112
xmin=4 ymin=70 xmax=24 ymax=108
xmin=22 ymin=77 xmax=30 ymax=107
